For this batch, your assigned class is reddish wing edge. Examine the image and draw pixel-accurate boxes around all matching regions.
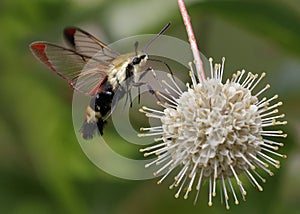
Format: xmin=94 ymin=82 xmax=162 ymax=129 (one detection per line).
xmin=63 ymin=27 xmax=120 ymax=57
xmin=30 ymin=42 xmax=68 ymax=81
xmin=64 ymin=28 xmax=77 ymax=47
xmin=29 ymin=41 xmax=108 ymax=96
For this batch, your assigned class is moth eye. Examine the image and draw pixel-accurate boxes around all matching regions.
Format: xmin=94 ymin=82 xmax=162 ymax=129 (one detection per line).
xmin=132 ymin=57 xmax=141 ymax=65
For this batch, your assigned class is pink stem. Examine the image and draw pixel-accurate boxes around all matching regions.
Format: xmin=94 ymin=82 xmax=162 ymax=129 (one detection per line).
xmin=177 ymin=0 xmax=206 ymax=80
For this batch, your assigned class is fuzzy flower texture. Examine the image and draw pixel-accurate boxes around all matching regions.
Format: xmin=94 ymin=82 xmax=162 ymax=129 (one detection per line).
xmin=139 ymin=58 xmax=287 ymax=209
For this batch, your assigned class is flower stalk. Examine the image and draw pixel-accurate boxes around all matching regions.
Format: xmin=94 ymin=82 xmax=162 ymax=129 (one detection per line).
xmin=177 ymin=0 xmax=205 ymax=81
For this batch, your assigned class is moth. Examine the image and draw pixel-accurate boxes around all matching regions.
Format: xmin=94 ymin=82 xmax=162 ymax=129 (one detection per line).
xmin=29 ymin=23 xmax=170 ymax=139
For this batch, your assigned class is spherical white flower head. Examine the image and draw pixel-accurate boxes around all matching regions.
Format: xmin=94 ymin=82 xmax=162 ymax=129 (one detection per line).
xmin=139 ymin=58 xmax=287 ymax=209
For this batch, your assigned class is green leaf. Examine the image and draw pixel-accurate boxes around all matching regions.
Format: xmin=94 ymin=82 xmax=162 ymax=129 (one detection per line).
xmin=188 ymin=0 xmax=300 ymax=56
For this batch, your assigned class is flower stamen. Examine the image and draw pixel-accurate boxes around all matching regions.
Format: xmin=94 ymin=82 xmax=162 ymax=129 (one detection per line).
xmin=244 ymin=168 xmax=263 ymax=191
xmin=255 ymin=84 xmax=270 ymax=97
xmin=228 ymin=177 xmax=239 ymax=205
xmin=250 ymin=72 xmax=266 ymax=91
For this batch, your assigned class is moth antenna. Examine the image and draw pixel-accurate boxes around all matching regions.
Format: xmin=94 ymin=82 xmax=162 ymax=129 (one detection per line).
xmin=134 ymin=41 xmax=139 ymax=56
xmin=142 ymin=22 xmax=171 ymax=52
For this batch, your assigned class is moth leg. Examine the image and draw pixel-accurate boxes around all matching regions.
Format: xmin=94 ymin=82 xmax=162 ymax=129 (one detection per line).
xmin=122 ymin=79 xmax=133 ymax=110
xmin=138 ymin=86 xmax=141 ymax=104
xmin=132 ymin=67 xmax=162 ymax=102
xmin=132 ymin=81 xmax=160 ymax=101
xmin=129 ymin=89 xmax=133 ymax=108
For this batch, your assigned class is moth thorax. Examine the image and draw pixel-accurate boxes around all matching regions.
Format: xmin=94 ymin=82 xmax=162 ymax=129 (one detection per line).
xmin=133 ymin=54 xmax=148 ymax=83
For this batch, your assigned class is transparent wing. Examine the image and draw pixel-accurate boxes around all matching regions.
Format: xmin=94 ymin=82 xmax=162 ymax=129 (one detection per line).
xmin=73 ymin=63 xmax=109 ymax=95
xmin=29 ymin=42 xmax=110 ymax=95
xmin=64 ymin=27 xmax=120 ymax=62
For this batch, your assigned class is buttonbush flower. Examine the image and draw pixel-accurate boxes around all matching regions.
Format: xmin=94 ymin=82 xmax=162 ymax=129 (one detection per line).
xmin=139 ymin=58 xmax=287 ymax=209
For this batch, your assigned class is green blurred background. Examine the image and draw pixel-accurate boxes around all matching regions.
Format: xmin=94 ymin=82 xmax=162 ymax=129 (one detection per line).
xmin=1 ymin=0 xmax=300 ymax=213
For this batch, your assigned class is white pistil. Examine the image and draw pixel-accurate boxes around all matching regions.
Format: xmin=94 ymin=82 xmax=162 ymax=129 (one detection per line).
xmin=154 ymin=137 xmax=165 ymax=142
xmin=230 ymin=165 xmax=241 ymax=186
xmin=239 ymin=153 xmax=256 ymax=169
xmin=259 ymin=102 xmax=283 ymax=114
xmin=213 ymin=161 xmax=217 ymax=197
xmin=196 ymin=167 xmax=204 ymax=190
xmin=221 ymin=175 xmax=230 ymax=209
xmin=246 ymin=74 xmax=258 ymax=89
xmin=257 ymin=95 xmax=279 ymax=109
xmin=189 ymin=70 xmax=197 ymax=88
xmin=260 ymin=109 xmax=279 ymax=118
xmin=228 ymin=178 xmax=239 ymax=205
xmin=143 ymin=144 xmax=173 ymax=157
xmin=140 ymin=142 xmax=168 ymax=152
xmin=251 ymin=168 xmax=266 ymax=183
xmin=156 ymin=155 xmax=172 ymax=166
xmin=230 ymin=165 xmax=246 ymax=196
xmin=241 ymin=72 xmax=252 ymax=87
xmin=256 ymin=97 xmax=267 ymax=106
xmin=154 ymin=159 xmax=174 ymax=176
xmin=145 ymin=153 xmax=169 ymax=168
xmin=208 ymin=176 xmax=213 ymax=206
xmin=157 ymin=165 xmax=177 ymax=184
xmin=220 ymin=57 xmax=225 ymax=81
xmin=244 ymin=167 xmax=263 ymax=191
xmin=231 ymin=73 xmax=237 ymax=82
xmin=248 ymin=153 xmax=269 ymax=168
xmin=256 ymin=162 xmax=274 ymax=176
xmin=175 ymin=165 xmax=189 ymax=185
xmin=261 ymin=113 xmax=285 ymax=122
xmin=260 ymin=133 xmax=287 ymax=138
xmin=156 ymin=101 xmax=168 ymax=109
xmin=232 ymin=70 xmax=240 ymax=82
xmin=238 ymin=184 xmax=247 ymax=201
xmin=156 ymin=91 xmax=178 ymax=106
xmin=141 ymin=106 xmax=164 ymax=114
xmin=259 ymin=142 xmax=279 ymax=150
xmin=184 ymin=172 xmax=196 ymax=199
xmin=164 ymin=102 xmax=177 ymax=109
xmin=260 ymin=130 xmax=283 ymax=134
xmin=140 ymin=126 xmax=163 ymax=131
xmin=162 ymin=79 xmax=182 ymax=96
xmin=167 ymin=73 xmax=183 ymax=94
xmin=169 ymin=180 xmax=176 ymax=190
xmin=143 ymin=113 xmax=164 ymax=119
xmin=138 ymin=131 xmax=164 ymax=138
xmin=276 ymin=121 xmax=288 ymax=125
xmin=189 ymin=157 xmax=200 ymax=177
xmin=189 ymin=62 xmax=198 ymax=86
xmin=255 ymin=84 xmax=270 ymax=97
xmin=262 ymin=120 xmax=287 ymax=126
xmin=217 ymin=64 xmax=222 ymax=81
xmin=175 ymin=175 xmax=187 ymax=198
xmin=257 ymin=152 xmax=280 ymax=168
xmin=261 ymin=147 xmax=287 ymax=158
xmin=249 ymin=72 xmax=266 ymax=91
xmin=237 ymin=69 xmax=245 ymax=83
xmin=261 ymin=121 xmax=277 ymax=128
xmin=263 ymin=139 xmax=284 ymax=147
xmin=209 ymin=58 xmax=214 ymax=79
